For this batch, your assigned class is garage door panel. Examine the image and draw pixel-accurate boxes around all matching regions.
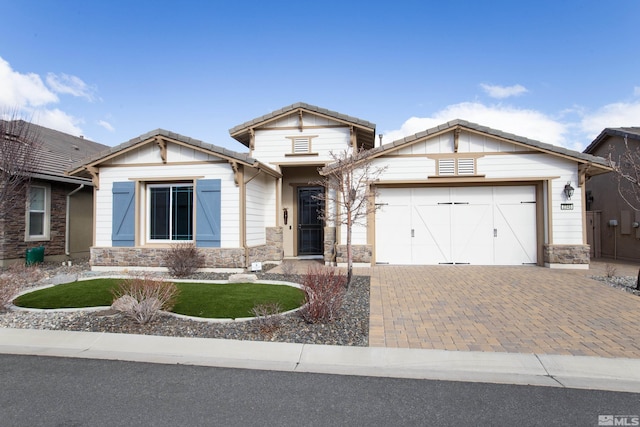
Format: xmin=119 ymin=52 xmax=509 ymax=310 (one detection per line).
xmin=452 ymin=204 xmax=494 ymax=264
xmin=494 ymin=202 xmax=537 ymax=264
xmin=413 ymin=204 xmax=452 ymax=264
xmin=375 ymin=186 xmax=537 ymax=266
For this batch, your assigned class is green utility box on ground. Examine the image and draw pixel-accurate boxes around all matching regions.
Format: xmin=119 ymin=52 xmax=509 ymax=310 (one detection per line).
xmin=25 ymin=246 xmax=45 ymax=265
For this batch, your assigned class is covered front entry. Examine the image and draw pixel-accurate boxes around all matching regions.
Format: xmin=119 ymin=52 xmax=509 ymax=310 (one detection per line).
xmin=297 ymin=186 xmax=324 ymax=255
xmin=375 ymin=185 xmax=537 ymax=265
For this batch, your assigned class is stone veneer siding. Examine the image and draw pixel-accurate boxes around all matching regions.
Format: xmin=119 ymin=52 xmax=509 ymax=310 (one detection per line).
xmin=0 ymin=181 xmax=71 ymax=262
xmin=91 ymin=247 xmax=245 ymax=269
xmin=336 ymin=244 xmax=372 ymax=264
xmin=323 ymin=226 xmax=336 ymax=264
xmin=543 ymin=244 xmax=590 ymax=265
xmin=247 ymin=227 xmax=283 ymax=265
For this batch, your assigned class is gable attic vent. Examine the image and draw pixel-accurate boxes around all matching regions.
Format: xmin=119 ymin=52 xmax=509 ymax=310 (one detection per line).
xmin=293 ymin=137 xmax=310 ymax=153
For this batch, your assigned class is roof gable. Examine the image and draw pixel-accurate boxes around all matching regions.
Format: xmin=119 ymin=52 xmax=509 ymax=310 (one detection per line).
xmin=583 ymin=127 xmax=640 ymax=154
xmin=369 ymin=119 xmax=610 ymax=174
xmin=68 ymin=129 xmax=280 ymax=179
xmin=229 ymin=102 xmax=377 ymax=149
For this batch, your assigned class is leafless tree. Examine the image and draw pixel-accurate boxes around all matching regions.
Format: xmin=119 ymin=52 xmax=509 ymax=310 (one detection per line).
xmin=314 ymin=148 xmax=386 ymax=287
xmin=0 ymin=111 xmax=43 ymax=214
xmin=608 ymin=135 xmax=640 ymax=289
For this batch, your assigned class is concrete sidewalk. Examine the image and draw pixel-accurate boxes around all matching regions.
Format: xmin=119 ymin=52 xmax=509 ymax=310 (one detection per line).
xmin=1 ymin=328 xmax=640 ymax=394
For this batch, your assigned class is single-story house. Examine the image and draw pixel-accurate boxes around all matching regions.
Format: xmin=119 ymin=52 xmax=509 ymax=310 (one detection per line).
xmin=0 ymin=120 xmax=108 ymax=266
xmin=67 ymin=102 xmax=611 ymax=271
xmin=583 ymin=127 xmax=640 ymax=262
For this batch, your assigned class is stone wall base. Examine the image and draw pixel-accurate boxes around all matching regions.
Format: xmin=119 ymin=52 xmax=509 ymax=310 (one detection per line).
xmin=335 ymin=244 xmax=372 ymax=265
xmin=324 ymin=226 xmax=336 ymax=264
xmin=91 ymin=247 xmax=245 ymax=270
xmin=247 ymin=226 xmax=284 ymax=266
xmin=543 ymin=244 xmax=590 ymax=269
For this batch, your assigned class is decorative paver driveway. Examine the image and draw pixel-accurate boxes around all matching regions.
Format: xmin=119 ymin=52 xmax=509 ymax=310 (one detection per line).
xmin=368 ymin=265 xmax=640 ymax=358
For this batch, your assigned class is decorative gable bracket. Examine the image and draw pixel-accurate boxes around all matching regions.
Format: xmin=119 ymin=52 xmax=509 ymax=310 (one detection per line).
xmin=230 ymin=161 xmax=240 ymax=186
xmin=86 ymin=166 xmax=99 ymax=189
xmin=155 ymin=137 xmax=167 ymax=163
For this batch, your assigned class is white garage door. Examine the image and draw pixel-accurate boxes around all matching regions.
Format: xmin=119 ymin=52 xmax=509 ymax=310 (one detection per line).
xmin=375 ymin=186 xmax=537 ymax=265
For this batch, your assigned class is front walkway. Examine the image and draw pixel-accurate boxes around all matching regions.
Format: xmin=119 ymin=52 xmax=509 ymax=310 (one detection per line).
xmin=367 ymin=264 xmax=640 ymax=358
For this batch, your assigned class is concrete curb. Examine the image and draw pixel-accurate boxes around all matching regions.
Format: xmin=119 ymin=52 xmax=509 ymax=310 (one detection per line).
xmin=1 ymin=329 xmax=639 ymax=393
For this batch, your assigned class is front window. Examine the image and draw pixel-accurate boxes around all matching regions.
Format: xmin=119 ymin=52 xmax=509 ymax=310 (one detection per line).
xmin=26 ymin=184 xmax=50 ymax=240
xmin=148 ymin=184 xmax=193 ymax=242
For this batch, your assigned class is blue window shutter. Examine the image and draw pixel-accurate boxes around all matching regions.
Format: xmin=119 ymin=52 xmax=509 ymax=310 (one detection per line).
xmin=112 ymin=181 xmax=135 ymax=247
xmin=196 ymin=179 xmax=221 ymax=247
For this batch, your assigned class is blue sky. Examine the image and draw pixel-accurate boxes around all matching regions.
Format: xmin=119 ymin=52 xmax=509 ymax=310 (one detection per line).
xmin=1 ymin=0 xmax=638 ymax=152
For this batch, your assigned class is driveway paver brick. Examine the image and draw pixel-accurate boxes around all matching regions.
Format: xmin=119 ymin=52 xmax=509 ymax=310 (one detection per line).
xmin=367 ymin=264 xmax=640 ymax=358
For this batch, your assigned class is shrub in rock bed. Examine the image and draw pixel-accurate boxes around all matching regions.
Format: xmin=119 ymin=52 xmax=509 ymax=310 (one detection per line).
xmin=298 ymin=266 xmax=346 ymax=323
xmin=251 ymin=302 xmax=284 ymax=335
xmin=111 ymin=276 xmax=179 ymax=324
xmin=163 ymin=243 xmax=204 ymax=277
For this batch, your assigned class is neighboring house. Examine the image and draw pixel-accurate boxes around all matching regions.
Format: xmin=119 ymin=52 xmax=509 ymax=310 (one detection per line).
xmin=583 ymin=127 xmax=640 ymax=262
xmin=0 ymin=121 xmax=108 ymax=266
xmin=68 ymin=102 xmax=610 ymax=271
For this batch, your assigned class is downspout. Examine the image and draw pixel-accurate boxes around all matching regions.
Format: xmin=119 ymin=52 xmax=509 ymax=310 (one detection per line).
xmin=65 ymin=184 xmax=85 ymax=256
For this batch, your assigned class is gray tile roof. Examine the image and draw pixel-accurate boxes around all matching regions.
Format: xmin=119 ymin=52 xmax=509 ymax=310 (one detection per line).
xmin=68 ymin=128 xmax=263 ymax=174
xmin=228 ymin=102 xmax=377 ymax=149
xmin=583 ymin=127 xmax=640 ymax=154
xmin=370 ymin=119 xmax=610 ymax=168
xmin=1 ymin=120 xmax=108 ymax=184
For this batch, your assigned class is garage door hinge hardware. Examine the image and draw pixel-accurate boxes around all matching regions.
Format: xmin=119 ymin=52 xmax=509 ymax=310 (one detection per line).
xmin=375 ymin=203 xmax=388 ymax=206
xmin=520 ymin=201 xmax=536 ymax=204
xmin=453 ymin=202 xmax=469 ymax=205
xmin=438 ymin=202 xmax=453 ymax=205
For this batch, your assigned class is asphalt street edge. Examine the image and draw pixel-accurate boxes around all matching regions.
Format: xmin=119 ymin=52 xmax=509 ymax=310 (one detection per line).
xmin=1 ymin=328 xmax=639 ymax=393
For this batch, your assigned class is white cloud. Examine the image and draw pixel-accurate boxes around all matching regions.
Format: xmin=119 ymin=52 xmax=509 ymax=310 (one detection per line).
xmin=46 ymin=73 xmax=97 ymax=102
xmin=579 ymin=101 xmax=640 ymax=137
xmin=97 ymin=119 xmax=115 ymax=132
xmin=0 ymin=56 xmax=99 ymax=139
xmin=382 ymin=102 xmax=570 ymax=148
xmin=35 ymin=108 xmax=84 ymax=136
xmin=481 ymin=83 xmax=528 ymax=99
xmin=0 ymin=57 xmax=58 ymax=108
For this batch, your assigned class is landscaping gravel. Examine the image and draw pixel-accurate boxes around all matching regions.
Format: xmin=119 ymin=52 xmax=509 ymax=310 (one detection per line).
xmin=0 ymin=260 xmax=370 ymax=346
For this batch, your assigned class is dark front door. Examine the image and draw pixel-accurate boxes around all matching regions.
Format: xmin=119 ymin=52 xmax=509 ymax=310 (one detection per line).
xmin=298 ymin=186 xmax=324 ymax=255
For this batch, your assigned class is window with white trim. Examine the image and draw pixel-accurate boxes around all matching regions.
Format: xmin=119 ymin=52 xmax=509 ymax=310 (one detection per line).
xmin=147 ymin=183 xmax=194 ymax=242
xmin=26 ymin=184 xmax=50 ymax=240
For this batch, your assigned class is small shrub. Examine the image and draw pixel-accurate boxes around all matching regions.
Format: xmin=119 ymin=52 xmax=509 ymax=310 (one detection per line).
xmin=0 ymin=263 xmax=44 ymax=310
xmin=280 ymin=261 xmax=295 ymax=279
xmin=111 ymin=276 xmax=179 ymax=324
xmin=251 ymin=302 xmax=283 ymax=335
xmin=298 ymin=266 xmax=346 ymax=323
xmin=604 ymin=263 xmax=617 ymax=278
xmin=163 ymin=243 xmax=205 ymax=277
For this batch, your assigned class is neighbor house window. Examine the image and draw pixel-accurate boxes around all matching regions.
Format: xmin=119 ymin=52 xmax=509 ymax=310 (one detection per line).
xmin=26 ymin=184 xmax=50 ymax=240
xmin=147 ymin=183 xmax=193 ymax=242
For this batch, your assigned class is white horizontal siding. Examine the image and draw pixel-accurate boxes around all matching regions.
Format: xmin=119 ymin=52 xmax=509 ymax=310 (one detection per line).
xmin=372 ymin=157 xmax=435 ymax=181
xmin=252 ymin=127 xmax=351 ymax=168
xmin=245 ymin=173 xmax=276 ymax=246
xmin=95 ymin=163 xmax=240 ymax=248
xmin=105 ymin=141 xmax=221 ymax=165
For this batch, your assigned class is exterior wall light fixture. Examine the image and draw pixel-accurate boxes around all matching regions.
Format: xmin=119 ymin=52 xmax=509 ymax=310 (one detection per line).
xmin=563 ymin=182 xmax=574 ymax=200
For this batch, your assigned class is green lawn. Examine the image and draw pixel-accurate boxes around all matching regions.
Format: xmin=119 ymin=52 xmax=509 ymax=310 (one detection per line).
xmin=13 ymin=278 xmax=304 ymax=319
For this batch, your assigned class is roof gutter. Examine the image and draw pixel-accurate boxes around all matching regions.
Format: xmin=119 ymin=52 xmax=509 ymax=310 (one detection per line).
xmin=65 ymin=184 xmax=85 ymax=256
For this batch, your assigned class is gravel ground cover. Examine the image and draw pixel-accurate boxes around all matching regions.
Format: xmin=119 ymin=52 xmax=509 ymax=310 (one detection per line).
xmin=0 ymin=260 xmax=370 ymax=346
